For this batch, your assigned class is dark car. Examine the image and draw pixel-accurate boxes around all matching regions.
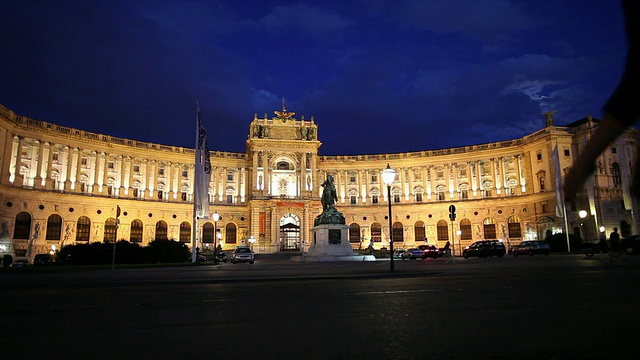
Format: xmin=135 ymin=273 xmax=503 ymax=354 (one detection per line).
xmin=511 ymin=241 xmax=550 ymax=257
xmin=621 ymin=235 xmax=640 ymax=255
xmin=417 ymin=244 xmax=439 ymax=259
xmin=402 ymin=248 xmax=427 ymax=260
xmin=462 ymin=240 xmax=506 ymax=258
xmin=231 ymin=246 xmax=255 ymax=264
xmin=33 ymin=253 xmax=54 ymax=265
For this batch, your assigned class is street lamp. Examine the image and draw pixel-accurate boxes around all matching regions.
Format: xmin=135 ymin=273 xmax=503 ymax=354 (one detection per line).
xmin=212 ymin=211 xmax=221 ymax=254
xmin=579 ymin=210 xmax=587 ymax=243
xmin=381 ymin=164 xmax=397 ymax=272
xmin=456 ymin=230 xmax=462 ymax=257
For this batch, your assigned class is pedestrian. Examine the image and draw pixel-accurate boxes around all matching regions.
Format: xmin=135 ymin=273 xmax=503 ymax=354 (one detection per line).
xmin=609 ymin=227 xmax=621 ymax=251
xmin=564 ymin=1 xmax=640 ymax=201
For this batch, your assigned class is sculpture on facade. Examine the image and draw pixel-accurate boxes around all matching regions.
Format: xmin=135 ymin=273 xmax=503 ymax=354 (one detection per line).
xmin=321 ymin=174 xmax=337 ymax=211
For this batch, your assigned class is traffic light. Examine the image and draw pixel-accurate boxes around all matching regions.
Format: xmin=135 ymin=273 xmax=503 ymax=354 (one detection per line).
xmin=448 ymin=204 xmax=456 ymax=221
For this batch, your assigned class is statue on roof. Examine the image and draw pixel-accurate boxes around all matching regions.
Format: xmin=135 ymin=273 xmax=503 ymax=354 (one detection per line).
xmin=274 ymin=98 xmax=295 ymax=123
xmin=543 ymin=110 xmax=557 ymax=127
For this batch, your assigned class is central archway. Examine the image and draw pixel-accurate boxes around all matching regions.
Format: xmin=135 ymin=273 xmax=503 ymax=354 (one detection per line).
xmin=279 ymin=213 xmax=301 ymax=251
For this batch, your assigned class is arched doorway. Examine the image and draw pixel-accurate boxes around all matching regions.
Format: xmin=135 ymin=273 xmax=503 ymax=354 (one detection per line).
xmin=279 ymin=213 xmax=300 ymax=251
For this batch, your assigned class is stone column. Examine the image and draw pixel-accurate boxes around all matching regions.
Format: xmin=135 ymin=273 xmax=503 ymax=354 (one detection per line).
xmin=44 ymin=142 xmax=55 ymax=189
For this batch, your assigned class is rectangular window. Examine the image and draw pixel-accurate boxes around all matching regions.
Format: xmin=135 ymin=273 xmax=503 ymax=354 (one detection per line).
xmin=52 ymin=153 xmax=59 ymax=161
xmin=181 ymin=192 xmax=187 ymax=201
xmin=542 ymin=203 xmax=549 ymax=213
xmin=133 ymin=188 xmax=139 ymax=198
xmin=393 ymin=194 xmax=400 ymax=203
xmin=227 ymin=173 xmax=233 ymax=181
xmin=81 ymin=157 xmax=88 ymax=166
xmin=416 ymin=193 xmax=423 ymax=202
xmin=182 ymin=170 xmax=188 ymax=178
xmin=372 ymin=195 xmax=379 ymax=204
xmin=133 ymin=165 xmax=140 ymax=173
xmin=537 ymin=152 xmax=542 ymax=161
xmin=564 ymin=149 xmax=570 ymax=157
xmin=350 ymin=176 xmax=356 ymax=183
xmin=611 ymin=147 xmax=617 ymax=154
xmin=350 ymin=196 xmax=357 ymax=204
xmin=226 ymin=194 xmax=233 ymax=203
xmin=158 ymin=168 xmax=165 ymax=176
xmin=460 ymin=190 xmax=468 ymax=199
xmin=437 ymin=191 xmax=445 ymax=201
xmin=107 ymin=185 xmax=113 ymax=195
xmin=158 ymin=190 xmax=163 ymax=200
xmin=108 ymin=162 xmax=115 ymax=169
xmin=371 ymin=175 xmax=377 ymax=183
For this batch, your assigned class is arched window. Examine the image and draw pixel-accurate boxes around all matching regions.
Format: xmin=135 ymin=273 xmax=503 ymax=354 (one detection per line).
xmin=155 ymin=220 xmax=168 ymax=240
xmin=437 ymin=220 xmax=449 ymax=241
xmin=392 ymin=222 xmax=403 ymax=243
xmin=180 ymin=221 xmax=191 ymax=243
xmin=46 ymin=214 xmax=63 ymax=241
xmin=414 ymin=221 xmax=426 ymax=243
xmin=483 ymin=217 xmax=496 ymax=239
xmin=130 ymin=219 xmax=143 ymax=243
xmin=508 ymin=215 xmax=522 ymax=238
xmin=225 ymin=223 xmax=237 ymax=244
xmin=371 ymin=222 xmax=382 ymax=242
xmin=349 ymin=223 xmax=360 ymax=243
xmin=14 ymin=212 xmax=31 ymax=240
xmin=460 ymin=218 xmax=472 ymax=240
xmin=103 ymin=218 xmax=117 ymax=243
xmin=202 ymin=222 xmax=214 ymax=244
xmin=76 ymin=216 xmax=91 ymax=242
xmin=435 ymin=185 xmax=446 ymax=201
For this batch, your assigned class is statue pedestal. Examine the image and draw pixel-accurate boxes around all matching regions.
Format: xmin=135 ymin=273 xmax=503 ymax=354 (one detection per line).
xmin=291 ymin=223 xmax=375 ymax=262
xmin=292 ymin=205 xmax=375 ymax=262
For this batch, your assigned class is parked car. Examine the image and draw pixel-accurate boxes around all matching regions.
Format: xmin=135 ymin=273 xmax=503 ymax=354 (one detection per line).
xmin=11 ymin=259 xmax=30 ymax=268
xmin=214 ymin=251 xmax=228 ymax=263
xmin=231 ymin=246 xmax=255 ymax=264
xmin=33 ymin=253 xmax=54 ymax=265
xmin=621 ymin=235 xmax=640 ymax=255
xmin=417 ymin=244 xmax=439 ymax=259
xmin=511 ymin=241 xmax=551 ymax=257
xmin=402 ymin=248 xmax=426 ymax=260
xmin=462 ymin=240 xmax=506 ymax=258
xmin=393 ymin=249 xmax=406 ymax=259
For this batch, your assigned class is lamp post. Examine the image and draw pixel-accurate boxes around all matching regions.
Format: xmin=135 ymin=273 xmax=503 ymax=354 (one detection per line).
xmin=382 ymin=164 xmax=397 ymax=272
xmin=456 ymin=230 xmax=462 ymax=257
xmin=579 ymin=210 xmax=587 ymax=244
xmin=212 ymin=211 xmax=220 ymax=254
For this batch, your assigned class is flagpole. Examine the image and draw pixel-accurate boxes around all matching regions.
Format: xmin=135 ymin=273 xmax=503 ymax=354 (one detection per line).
xmin=191 ymin=103 xmax=200 ymax=263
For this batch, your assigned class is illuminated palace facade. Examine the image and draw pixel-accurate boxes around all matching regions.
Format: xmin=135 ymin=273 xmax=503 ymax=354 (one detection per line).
xmin=1 ymin=103 xmax=638 ymax=260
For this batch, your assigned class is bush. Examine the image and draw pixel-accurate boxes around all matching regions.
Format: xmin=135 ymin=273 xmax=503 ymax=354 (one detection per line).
xmin=56 ymin=239 xmax=189 ymax=265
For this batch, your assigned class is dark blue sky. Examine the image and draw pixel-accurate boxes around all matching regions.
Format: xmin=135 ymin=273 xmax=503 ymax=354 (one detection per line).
xmin=0 ymin=0 xmax=628 ymax=155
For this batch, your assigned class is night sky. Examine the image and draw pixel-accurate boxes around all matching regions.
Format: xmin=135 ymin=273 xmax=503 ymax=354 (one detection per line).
xmin=0 ymin=0 xmax=628 ymax=155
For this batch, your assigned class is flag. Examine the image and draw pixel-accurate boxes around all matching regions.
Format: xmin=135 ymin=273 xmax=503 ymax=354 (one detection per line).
xmin=194 ymin=104 xmax=211 ymax=219
xmin=552 ymin=144 xmax=566 ymax=218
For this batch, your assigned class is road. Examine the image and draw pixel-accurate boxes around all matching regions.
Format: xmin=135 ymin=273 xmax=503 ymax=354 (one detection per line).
xmin=1 ymin=254 xmax=638 ymax=359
